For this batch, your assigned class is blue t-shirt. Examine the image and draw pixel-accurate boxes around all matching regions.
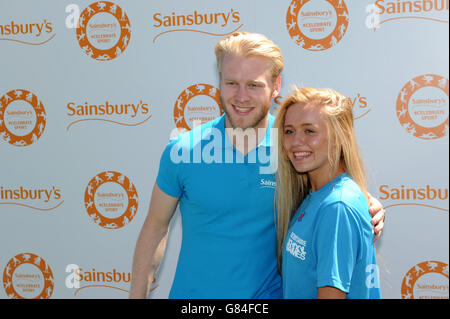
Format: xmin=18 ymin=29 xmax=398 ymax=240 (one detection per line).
xmin=282 ymin=173 xmax=381 ymax=299
xmin=156 ymin=114 xmax=282 ymax=299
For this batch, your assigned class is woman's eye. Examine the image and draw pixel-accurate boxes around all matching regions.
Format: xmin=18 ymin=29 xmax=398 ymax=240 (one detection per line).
xmin=284 ymin=129 xmax=294 ymax=135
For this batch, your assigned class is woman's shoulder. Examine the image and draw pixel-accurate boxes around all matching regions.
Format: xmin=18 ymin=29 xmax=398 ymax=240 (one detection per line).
xmin=320 ymin=175 xmax=369 ymax=214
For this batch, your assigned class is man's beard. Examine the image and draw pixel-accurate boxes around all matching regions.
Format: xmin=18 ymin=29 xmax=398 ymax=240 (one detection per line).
xmin=221 ymin=98 xmax=271 ymax=130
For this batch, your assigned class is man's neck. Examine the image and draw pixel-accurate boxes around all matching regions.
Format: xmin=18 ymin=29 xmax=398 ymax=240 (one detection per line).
xmin=224 ymin=115 xmax=270 ymax=156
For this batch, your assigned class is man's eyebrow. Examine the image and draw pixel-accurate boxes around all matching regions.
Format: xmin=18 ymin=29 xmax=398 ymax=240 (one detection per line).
xmin=248 ymin=79 xmax=266 ymax=85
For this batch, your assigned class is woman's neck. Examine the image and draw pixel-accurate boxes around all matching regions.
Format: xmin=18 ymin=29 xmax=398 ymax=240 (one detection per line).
xmin=309 ymin=163 xmax=346 ymax=192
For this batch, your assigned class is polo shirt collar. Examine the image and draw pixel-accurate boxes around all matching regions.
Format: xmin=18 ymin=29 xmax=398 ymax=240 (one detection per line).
xmin=218 ymin=114 xmax=275 ymax=150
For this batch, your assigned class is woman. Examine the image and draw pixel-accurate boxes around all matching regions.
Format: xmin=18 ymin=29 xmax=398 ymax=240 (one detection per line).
xmin=275 ymin=87 xmax=381 ymax=299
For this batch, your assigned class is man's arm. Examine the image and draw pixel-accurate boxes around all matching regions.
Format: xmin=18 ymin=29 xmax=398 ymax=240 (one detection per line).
xmin=129 ymin=183 xmax=179 ymax=299
xmin=367 ymin=193 xmax=385 ymax=242
xmin=317 ymin=286 xmax=346 ymax=299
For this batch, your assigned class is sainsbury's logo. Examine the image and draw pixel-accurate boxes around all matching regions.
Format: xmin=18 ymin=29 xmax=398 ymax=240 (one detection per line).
xmin=401 ymin=261 xmax=449 ymax=299
xmin=0 ymin=185 xmax=63 ymax=212
xmin=173 ymin=83 xmax=223 ymax=132
xmin=153 ymin=10 xmax=240 ymax=28
xmin=0 ymin=19 xmax=55 ymax=45
xmin=3 ymin=253 xmax=54 ymax=299
xmin=0 ymin=89 xmax=46 ymax=147
xmin=286 ymin=0 xmax=350 ymax=51
xmin=65 ymin=264 xmax=159 ymax=296
xmin=260 ymin=178 xmax=276 ymax=189
xmin=152 ymin=8 xmax=243 ymax=43
xmin=366 ymin=0 xmax=449 ymax=30
xmin=396 ymin=74 xmax=448 ymax=140
xmin=376 ymin=0 xmax=448 ymax=14
xmin=84 ymin=171 xmax=138 ymax=229
xmin=0 ymin=20 xmax=52 ymax=36
xmin=66 ymin=99 xmax=151 ymax=131
xmin=379 ymin=184 xmax=448 ymax=212
xmin=350 ymin=93 xmax=371 ymax=119
xmin=76 ymin=1 xmax=131 ymax=61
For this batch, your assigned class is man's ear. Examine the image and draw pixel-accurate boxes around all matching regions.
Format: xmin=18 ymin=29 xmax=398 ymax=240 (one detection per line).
xmin=272 ymin=75 xmax=282 ymax=98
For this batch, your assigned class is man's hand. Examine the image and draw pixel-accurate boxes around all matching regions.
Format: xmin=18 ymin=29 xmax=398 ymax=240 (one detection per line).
xmin=367 ymin=194 xmax=385 ymax=242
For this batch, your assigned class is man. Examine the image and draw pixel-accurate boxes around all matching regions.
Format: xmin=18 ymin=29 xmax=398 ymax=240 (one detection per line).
xmin=129 ymin=32 xmax=385 ymax=299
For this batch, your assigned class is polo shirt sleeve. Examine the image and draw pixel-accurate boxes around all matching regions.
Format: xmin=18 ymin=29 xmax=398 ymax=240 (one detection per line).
xmin=156 ymin=139 xmax=183 ymax=198
xmin=313 ymin=201 xmax=362 ymax=294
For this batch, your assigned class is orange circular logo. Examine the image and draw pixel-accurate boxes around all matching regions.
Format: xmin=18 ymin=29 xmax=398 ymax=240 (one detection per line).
xmin=173 ymin=83 xmax=223 ymax=131
xmin=76 ymin=1 xmax=131 ymax=61
xmin=0 ymin=89 xmax=46 ymax=147
xmin=84 ymin=171 xmax=138 ymax=229
xmin=286 ymin=0 xmax=349 ymax=51
xmin=396 ymin=74 xmax=449 ymax=140
xmin=401 ymin=261 xmax=448 ymax=299
xmin=3 ymin=253 xmax=54 ymax=299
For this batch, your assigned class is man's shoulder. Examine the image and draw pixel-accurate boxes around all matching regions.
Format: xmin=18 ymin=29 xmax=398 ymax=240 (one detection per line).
xmin=163 ymin=115 xmax=225 ymax=153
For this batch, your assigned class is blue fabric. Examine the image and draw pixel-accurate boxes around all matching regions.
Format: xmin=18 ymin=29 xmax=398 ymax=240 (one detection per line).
xmin=282 ymin=173 xmax=381 ymax=299
xmin=156 ymin=114 xmax=282 ymax=299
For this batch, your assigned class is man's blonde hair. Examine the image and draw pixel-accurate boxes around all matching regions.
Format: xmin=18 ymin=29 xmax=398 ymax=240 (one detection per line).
xmin=274 ymin=87 xmax=369 ymax=270
xmin=215 ymin=32 xmax=284 ymax=82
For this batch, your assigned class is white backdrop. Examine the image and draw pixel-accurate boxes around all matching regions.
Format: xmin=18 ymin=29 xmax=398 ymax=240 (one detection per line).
xmin=0 ymin=0 xmax=448 ymax=299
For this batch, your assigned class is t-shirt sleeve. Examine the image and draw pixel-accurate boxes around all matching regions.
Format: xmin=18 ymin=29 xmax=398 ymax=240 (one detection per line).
xmin=314 ymin=201 xmax=362 ymax=293
xmin=156 ymin=139 xmax=183 ymax=198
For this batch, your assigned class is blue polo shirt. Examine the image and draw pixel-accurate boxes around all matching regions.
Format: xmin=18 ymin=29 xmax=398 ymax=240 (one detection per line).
xmin=156 ymin=114 xmax=282 ymax=299
xmin=282 ymin=173 xmax=381 ymax=299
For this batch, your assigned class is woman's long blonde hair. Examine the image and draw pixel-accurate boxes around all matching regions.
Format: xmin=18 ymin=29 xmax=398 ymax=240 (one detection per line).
xmin=274 ymin=87 xmax=368 ymax=271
